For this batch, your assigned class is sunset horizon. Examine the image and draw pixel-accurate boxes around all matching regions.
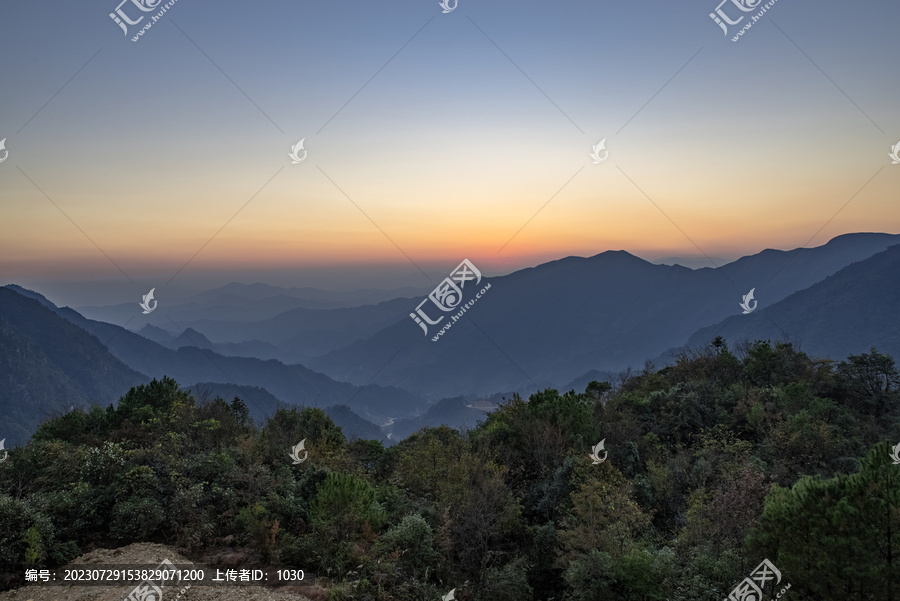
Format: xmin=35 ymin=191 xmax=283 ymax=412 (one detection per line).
xmin=2 ymin=1 xmax=900 ymax=597
xmin=2 ymin=1 xmax=897 ymax=304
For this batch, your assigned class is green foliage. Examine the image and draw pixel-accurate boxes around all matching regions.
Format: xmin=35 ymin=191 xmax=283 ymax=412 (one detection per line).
xmin=310 ymin=472 xmax=384 ymax=534
xmin=23 ymin=525 xmax=43 ymax=566
xmin=80 ymin=440 xmax=126 ymax=485
xmin=558 ymin=464 xmax=651 ymax=562
xmin=4 ymin=346 xmax=900 ymax=599
xmin=110 ymin=495 xmax=166 ymax=542
xmin=375 ymin=513 xmax=439 ymax=574
xmin=476 ymin=556 xmax=532 ymax=601
xmin=748 ymin=443 xmax=900 ymax=598
xmin=0 ymin=496 xmax=77 ymax=569
xmin=113 ymin=376 xmax=193 ymax=432
xmin=234 ymin=502 xmax=280 ymax=562
xmin=392 ymin=425 xmax=470 ymax=507
xmin=837 ymin=348 xmax=900 ymax=417
xmin=564 ymin=548 xmax=616 ymax=600
xmin=308 ymin=472 xmax=385 ymax=573
xmin=259 ymin=406 xmax=346 ymax=466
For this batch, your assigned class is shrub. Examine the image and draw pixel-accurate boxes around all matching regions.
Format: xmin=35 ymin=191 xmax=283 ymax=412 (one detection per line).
xmin=375 ymin=514 xmax=438 ymax=574
xmin=109 ymin=495 xmax=166 ymax=542
xmin=309 ymin=473 xmax=385 ymax=573
xmin=476 ymin=556 xmax=532 ymax=601
xmin=564 ymin=549 xmax=616 ymax=600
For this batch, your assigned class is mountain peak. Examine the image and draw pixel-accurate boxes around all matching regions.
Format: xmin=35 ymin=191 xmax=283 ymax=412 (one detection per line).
xmin=175 ymin=327 xmax=213 ymax=348
xmin=2 ymin=284 xmax=57 ymax=309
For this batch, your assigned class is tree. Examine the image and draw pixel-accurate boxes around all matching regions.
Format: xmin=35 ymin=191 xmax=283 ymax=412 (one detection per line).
xmin=748 ymin=444 xmax=900 ymax=599
xmin=837 ymin=348 xmax=900 ymax=417
xmin=558 ymin=462 xmax=651 ymax=563
xmin=308 ymin=472 xmax=384 ymax=572
xmin=392 ymin=426 xmax=471 ymax=508
xmin=259 ymin=407 xmax=346 ymax=466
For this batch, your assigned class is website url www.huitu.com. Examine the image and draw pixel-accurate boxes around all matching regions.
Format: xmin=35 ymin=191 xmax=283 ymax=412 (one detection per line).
xmin=131 ymin=0 xmax=180 ymax=42
xmin=430 ymin=282 xmax=492 ymax=342
xmin=731 ymin=0 xmax=780 ymax=42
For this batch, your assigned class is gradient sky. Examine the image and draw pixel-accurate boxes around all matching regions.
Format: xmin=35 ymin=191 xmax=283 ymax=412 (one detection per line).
xmin=1 ymin=0 xmax=898 ymax=304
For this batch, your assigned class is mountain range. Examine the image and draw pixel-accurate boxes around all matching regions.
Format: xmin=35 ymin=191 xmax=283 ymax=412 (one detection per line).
xmin=75 ymin=283 xmax=429 ymax=327
xmin=2 ymin=232 xmax=899 ymax=447
xmin=671 ymin=242 xmax=900 ymax=363
xmin=308 ymin=233 xmax=900 ymax=397
xmin=0 ymin=286 xmax=424 ymax=446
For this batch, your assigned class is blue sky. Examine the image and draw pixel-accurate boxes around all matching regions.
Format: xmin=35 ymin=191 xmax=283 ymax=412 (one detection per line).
xmin=0 ymin=0 xmax=898 ymax=305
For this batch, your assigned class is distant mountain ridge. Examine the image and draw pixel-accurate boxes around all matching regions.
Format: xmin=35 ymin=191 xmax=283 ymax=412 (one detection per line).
xmin=665 ymin=243 xmax=900 ymax=362
xmin=180 ymin=297 xmax=419 ymax=362
xmin=5 ymin=232 xmax=900 ymax=445
xmin=74 ymin=283 xmax=430 ymax=327
xmin=1 ymin=286 xmax=429 ymax=428
xmin=308 ymin=233 xmax=900 ymax=398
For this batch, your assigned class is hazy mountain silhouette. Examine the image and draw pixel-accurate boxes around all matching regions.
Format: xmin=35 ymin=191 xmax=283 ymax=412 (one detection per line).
xmin=174 ymin=327 xmax=214 ymax=348
xmin=138 ymin=324 xmax=177 ymax=345
xmin=181 ymin=297 xmax=418 ymax=361
xmin=0 ymin=288 xmax=146 ymax=446
xmin=191 ymin=282 xmax=428 ymax=306
xmin=75 ymin=284 xmax=429 ymax=327
xmin=309 ymin=233 xmax=900 ymax=398
xmin=667 ymin=243 xmax=900 ymax=362
xmin=5 ymin=232 xmax=898 ymax=443
xmin=388 ymin=393 xmax=509 ymax=441
xmin=324 ymin=404 xmax=389 ymax=443
xmin=140 ymin=324 xmax=292 ymax=363
xmin=1 ymin=286 xmax=429 ymax=428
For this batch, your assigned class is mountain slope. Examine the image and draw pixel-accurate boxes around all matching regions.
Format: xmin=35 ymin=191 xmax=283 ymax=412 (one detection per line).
xmin=388 ymin=394 xmax=506 ymax=441
xmin=1 ymin=286 xmax=428 ymax=426
xmin=672 ymin=243 xmax=900 ymax=361
xmin=309 ymin=233 xmax=900 ymax=397
xmin=0 ymin=288 xmax=147 ymax=446
xmin=182 ymin=297 xmax=419 ymax=360
xmin=324 ymin=404 xmax=389 ymax=443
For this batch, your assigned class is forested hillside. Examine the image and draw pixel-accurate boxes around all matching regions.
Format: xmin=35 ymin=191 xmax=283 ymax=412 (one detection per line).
xmin=0 ymin=288 xmax=146 ymax=446
xmin=1 ymin=339 xmax=898 ymax=600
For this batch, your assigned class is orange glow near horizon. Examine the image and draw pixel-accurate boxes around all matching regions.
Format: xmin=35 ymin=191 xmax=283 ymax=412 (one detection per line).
xmin=2 ymin=122 xmax=898 ymax=282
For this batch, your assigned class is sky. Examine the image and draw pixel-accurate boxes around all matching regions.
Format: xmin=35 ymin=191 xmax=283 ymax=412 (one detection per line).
xmin=0 ymin=0 xmax=898 ymax=305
